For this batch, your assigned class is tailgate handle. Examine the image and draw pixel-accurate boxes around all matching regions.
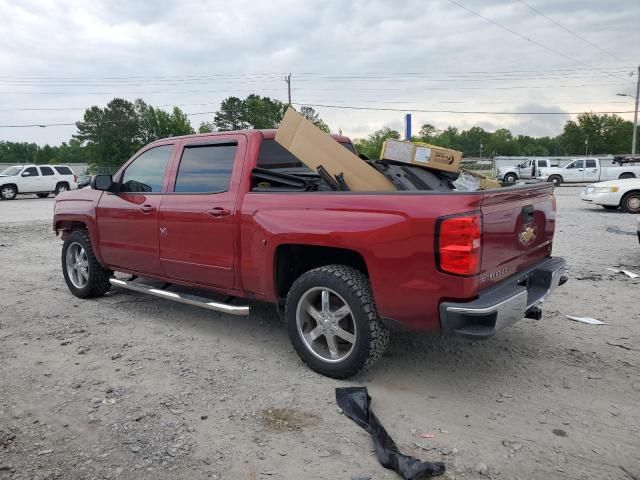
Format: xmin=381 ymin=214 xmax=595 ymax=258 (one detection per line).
xmin=522 ymin=205 xmax=535 ymax=224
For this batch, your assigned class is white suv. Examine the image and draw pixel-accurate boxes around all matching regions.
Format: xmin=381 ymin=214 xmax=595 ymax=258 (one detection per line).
xmin=0 ymin=164 xmax=79 ymax=200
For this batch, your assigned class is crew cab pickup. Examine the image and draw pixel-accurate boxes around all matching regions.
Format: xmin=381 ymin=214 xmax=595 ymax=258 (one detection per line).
xmin=496 ymin=159 xmax=553 ymax=183
xmin=1 ymin=164 xmax=78 ymax=200
xmin=540 ymin=158 xmax=640 ymax=186
xmin=53 ymin=130 xmax=566 ymax=378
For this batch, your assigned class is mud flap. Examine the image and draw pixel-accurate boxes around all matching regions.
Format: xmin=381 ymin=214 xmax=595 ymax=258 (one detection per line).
xmin=336 ymin=387 xmax=445 ymax=479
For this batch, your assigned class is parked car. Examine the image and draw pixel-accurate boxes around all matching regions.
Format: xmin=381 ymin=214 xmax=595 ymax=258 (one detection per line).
xmin=496 ymin=159 xmax=553 ymax=183
xmin=53 ymin=130 xmax=566 ymax=378
xmin=539 ymin=158 xmax=640 ymax=186
xmin=77 ymin=175 xmax=93 ymax=189
xmin=580 ymin=178 xmax=640 ymax=213
xmin=0 ymin=164 xmax=78 ymax=200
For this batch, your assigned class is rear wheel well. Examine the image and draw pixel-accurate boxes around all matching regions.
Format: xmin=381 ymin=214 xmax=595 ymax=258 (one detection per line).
xmin=619 ymin=172 xmax=636 ymax=179
xmin=274 ymin=244 xmax=368 ymax=300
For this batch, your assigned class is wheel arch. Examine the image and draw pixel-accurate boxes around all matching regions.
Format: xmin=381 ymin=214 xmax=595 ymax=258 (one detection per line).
xmin=274 ymin=244 xmax=369 ymax=301
xmin=618 ymin=172 xmax=636 ymax=179
xmin=1 ymin=182 xmax=19 ymax=193
xmin=54 ymin=216 xmax=106 ymax=266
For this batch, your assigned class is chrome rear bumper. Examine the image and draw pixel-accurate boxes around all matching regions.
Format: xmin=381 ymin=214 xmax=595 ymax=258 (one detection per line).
xmin=439 ymin=257 xmax=566 ymax=339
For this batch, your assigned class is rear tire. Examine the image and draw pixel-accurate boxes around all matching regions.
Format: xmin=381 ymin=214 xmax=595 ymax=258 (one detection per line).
xmin=62 ymin=229 xmax=112 ymax=298
xmin=621 ymin=192 xmax=640 ymax=214
xmin=285 ymin=265 xmax=389 ymax=378
xmin=548 ymin=175 xmax=562 ymax=187
xmin=504 ymin=173 xmax=518 ymax=183
xmin=619 ymin=173 xmax=635 ymax=180
xmin=55 ymin=183 xmax=70 ymax=195
xmin=1 ymin=185 xmax=17 ymax=200
xmin=37 ymin=193 xmax=50 ymax=198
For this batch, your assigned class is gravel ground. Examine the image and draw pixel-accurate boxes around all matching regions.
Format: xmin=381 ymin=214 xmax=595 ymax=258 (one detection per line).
xmin=0 ymin=188 xmax=639 ymax=480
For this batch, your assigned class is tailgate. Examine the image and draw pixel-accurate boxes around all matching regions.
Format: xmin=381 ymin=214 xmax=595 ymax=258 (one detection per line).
xmin=479 ymin=184 xmax=556 ymax=289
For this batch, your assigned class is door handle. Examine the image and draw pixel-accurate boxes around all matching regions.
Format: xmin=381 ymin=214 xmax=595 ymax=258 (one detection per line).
xmin=207 ymin=207 xmax=231 ymax=218
xmin=140 ymin=204 xmax=155 ymax=213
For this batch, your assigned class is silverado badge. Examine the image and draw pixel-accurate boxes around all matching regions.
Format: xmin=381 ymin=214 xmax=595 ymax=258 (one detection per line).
xmin=519 ymin=223 xmax=537 ymax=246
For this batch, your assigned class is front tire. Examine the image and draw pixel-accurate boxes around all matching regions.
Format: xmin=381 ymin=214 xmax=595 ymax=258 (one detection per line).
xmin=602 ymin=205 xmax=618 ymax=210
xmin=621 ymin=192 xmax=640 ymax=214
xmin=285 ymin=265 xmax=389 ymax=378
xmin=504 ymin=173 xmax=518 ymax=183
xmin=548 ymin=175 xmax=562 ymax=187
xmin=62 ymin=229 xmax=112 ymax=298
xmin=37 ymin=193 xmax=50 ymax=198
xmin=1 ymin=185 xmax=17 ymax=200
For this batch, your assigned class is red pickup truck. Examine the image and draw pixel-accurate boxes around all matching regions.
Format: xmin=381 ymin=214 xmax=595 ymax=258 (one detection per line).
xmin=54 ymin=130 xmax=566 ymax=378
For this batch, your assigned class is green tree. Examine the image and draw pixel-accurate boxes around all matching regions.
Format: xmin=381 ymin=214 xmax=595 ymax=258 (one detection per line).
xmin=354 ymin=127 xmax=401 ymax=159
xmin=242 ymin=94 xmax=286 ymax=129
xmin=417 ymin=123 xmax=437 ymax=141
xmin=560 ymin=113 xmax=633 ymax=155
xmin=136 ymin=100 xmax=194 ymax=144
xmin=198 ymin=121 xmax=216 ymax=133
xmin=74 ymin=98 xmax=141 ymax=169
xmin=298 ymin=106 xmax=330 ymax=133
xmin=214 ymin=97 xmax=247 ymax=131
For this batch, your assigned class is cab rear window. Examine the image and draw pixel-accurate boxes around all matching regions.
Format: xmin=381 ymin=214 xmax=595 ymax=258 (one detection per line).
xmin=257 ymin=139 xmax=355 ymax=170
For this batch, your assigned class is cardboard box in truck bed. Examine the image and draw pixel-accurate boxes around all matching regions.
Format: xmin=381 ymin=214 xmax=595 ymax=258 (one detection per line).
xmin=275 ymin=108 xmax=395 ymax=192
xmin=380 ymin=138 xmax=462 ymax=173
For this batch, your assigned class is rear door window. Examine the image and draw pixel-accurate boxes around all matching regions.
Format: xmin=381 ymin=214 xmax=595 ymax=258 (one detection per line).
xmin=174 ymin=143 xmax=237 ymax=193
xmin=40 ymin=166 xmax=54 ymax=176
xmin=585 ymin=159 xmax=597 ymax=168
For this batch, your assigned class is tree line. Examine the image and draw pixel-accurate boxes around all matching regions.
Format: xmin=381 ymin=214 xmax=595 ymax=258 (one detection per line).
xmin=354 ymin=113 xmax=636 ymax=160
xmin=0 ymin=94 xmax=636 ymax=170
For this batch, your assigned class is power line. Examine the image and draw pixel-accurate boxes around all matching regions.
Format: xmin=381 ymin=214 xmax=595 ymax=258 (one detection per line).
xmin=445 ymin=0 xmax=616 ymax=74
xmin=517 ymin=0 xmax=627 ymax=62
xmin=292 ymin=102 xmax=635 ymax=115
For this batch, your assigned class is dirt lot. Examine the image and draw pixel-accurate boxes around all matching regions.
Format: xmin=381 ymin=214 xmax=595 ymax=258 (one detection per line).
xmin=1 ymin=187 xmax=639 ymax=480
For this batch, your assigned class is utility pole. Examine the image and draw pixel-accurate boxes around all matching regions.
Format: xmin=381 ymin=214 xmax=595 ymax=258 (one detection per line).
xmin=585 ymin=135 xmax=588 ymax=156
xmin=284 ymin=73 xmax=292 ymax=106
xmin=633 ymin=65 xmax=639 ymax=155
xmin=479 ymin=143 xmax=483 ymax=160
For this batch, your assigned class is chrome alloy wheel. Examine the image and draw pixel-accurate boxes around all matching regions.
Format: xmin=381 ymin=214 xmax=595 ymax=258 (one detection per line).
xmin=296 ymin=287 xmax=357 ymax=363
xmin=65 ymin=242 xmax=89 ymax=289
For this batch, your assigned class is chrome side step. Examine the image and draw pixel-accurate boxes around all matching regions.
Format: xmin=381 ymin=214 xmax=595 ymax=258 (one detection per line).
xmin=108 ymin=278 xmax=250 ymax=316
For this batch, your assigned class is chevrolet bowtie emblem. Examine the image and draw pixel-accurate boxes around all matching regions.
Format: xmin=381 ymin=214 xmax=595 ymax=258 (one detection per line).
xmin=519 ymin=224 xmax=537 ymax=245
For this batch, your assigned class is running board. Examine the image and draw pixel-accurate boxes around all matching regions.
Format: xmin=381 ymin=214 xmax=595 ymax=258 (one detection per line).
xmin=108 ymin=278 xmax=250 ymax=316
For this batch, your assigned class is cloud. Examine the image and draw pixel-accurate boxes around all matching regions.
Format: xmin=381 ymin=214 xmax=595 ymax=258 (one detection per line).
xmin=0 ymin=0 xmax=637 ymax=145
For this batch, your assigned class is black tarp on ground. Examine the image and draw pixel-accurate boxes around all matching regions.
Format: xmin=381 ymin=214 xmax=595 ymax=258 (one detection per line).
xmin=336 ymin=387 xmax=445 ymax=479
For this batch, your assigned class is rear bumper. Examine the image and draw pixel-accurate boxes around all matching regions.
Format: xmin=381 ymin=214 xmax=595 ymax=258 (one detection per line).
xmin=439 ymin=257 xmax=566 ymax=339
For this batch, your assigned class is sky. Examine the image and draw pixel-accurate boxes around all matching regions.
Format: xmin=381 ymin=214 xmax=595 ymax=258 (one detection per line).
xmin=0 ymin=0 xmax=638 ymax=146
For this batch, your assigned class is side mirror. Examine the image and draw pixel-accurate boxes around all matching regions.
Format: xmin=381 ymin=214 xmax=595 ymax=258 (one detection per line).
xmin=22 ymin=171 xmax=31 ymax=177
xmin=91 ymin=174 xmax=115 ymax=192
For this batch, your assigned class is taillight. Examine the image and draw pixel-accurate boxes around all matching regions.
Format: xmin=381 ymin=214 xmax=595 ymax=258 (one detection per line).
xmin=436 ymin=213 xmax=482 ymax=276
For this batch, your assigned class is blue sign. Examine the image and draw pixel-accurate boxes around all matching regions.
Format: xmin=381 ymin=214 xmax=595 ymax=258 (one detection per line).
xmin=404 ymin=113 xmax=412 ymax=140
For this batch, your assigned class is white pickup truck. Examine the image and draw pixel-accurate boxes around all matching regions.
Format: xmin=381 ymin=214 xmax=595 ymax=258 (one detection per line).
xmin=496 ymin=159 xmax=552 ymax=183
xmin=539 ymin=158 xmax=640 ymax=186
xmin=0 ymin=164 xmax=78 ymax=200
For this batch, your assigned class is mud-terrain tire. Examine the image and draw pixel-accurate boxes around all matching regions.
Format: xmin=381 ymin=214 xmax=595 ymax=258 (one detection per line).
xmin=62 ymin=229 xmax=112 ymax=298
xmin=285 ymin=265 xmax=389 ymax=378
